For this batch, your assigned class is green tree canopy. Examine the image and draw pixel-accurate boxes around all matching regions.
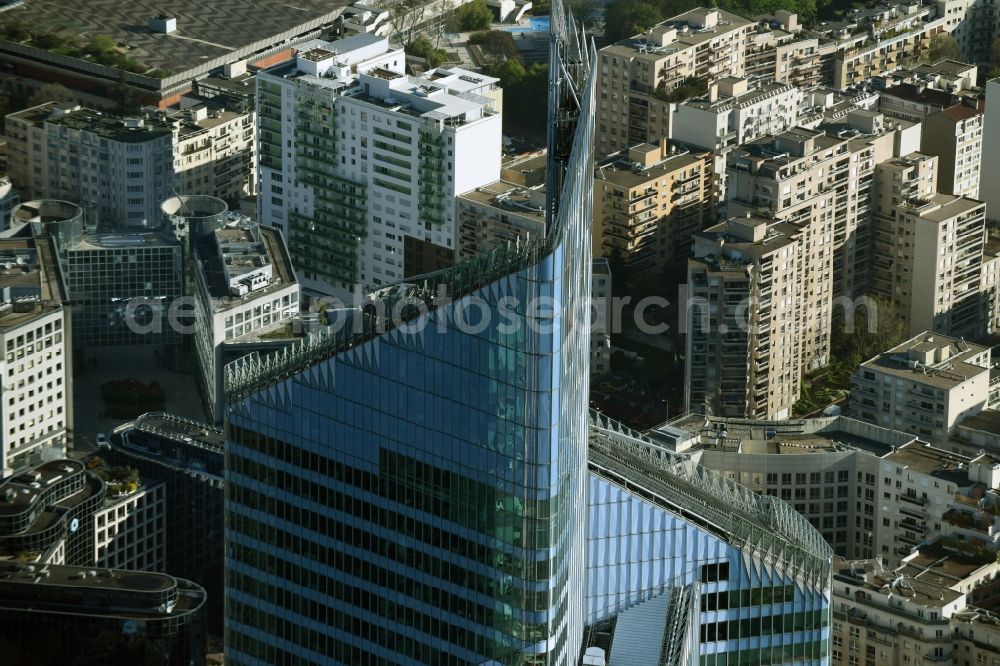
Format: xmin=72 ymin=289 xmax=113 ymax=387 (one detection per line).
xmin=29 ymin=83 xmax=75 ymax=107
xmin=407 ymin=36 xmax=448 ymax=67
xmin=449 ymin=0 xmax=494 ymax=32
xmin=926 ymin=33 xmax=963 ymax=62
xmin=604 ymin=0 xmax=662 ymax=42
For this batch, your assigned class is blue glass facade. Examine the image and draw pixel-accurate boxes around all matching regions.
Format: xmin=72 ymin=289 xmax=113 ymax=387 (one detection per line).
xmin=586 ymin=415 xmax=832 ymax=666
xmin=223 ymin=1 xmax=596 ymax=663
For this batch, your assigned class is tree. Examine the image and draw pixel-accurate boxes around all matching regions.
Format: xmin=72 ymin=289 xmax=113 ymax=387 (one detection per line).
xmin=448 ymin=0 xmax=494 ymax=32
xmin=926 ymin=33 xmax=963 ymax=63
xmin=493 ymin=58 xmax=526 ymax=88
xmin=567 ymin=0 xmax=600 ymax=26
xmin=86 ymin=34 xmax=118 ymax=54
xmin=29 ymin=83 xmax=75 ymax=107
xmin=407 ymin=36 xmax=448 ymax=67
xmin=831 ymin=295 xmax=907 ymax=367
xmin=388 ymin=0 xmax=429 ymax=48
xmin=604 ymin=0 xmax=662 ymax=43
xmin=990 ymin=37 xmax=1000 ymax=78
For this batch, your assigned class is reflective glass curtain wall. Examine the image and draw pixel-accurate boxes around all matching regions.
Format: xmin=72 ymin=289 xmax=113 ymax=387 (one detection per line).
xmin=223 ymin=1 xmax=597 ymax=663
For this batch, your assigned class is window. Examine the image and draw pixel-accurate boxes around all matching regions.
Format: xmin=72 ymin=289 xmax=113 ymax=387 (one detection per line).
xmin=700 ymin=562 xmax=729 ymax=583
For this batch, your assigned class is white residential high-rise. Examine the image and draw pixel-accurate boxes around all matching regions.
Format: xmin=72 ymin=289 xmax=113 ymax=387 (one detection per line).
xmin=0 ymin=237 xmax=70 ymax=477
xmin=256 ymin=34 xmax=502 ymax=298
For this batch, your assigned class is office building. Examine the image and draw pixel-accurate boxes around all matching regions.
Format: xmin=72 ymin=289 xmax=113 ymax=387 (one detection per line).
xmin=182 ymin=198 xmax=299 ymax=422
xmin=227 ymin=12 xmax=595 ymax=658
xmin=257 ymin=34 xmax=501 ymax=297
xmin=685 ymin=215 xmax=814 ymax=420
xmin=0 ymin=459 xmax=105 ymax=566
xmin=107 ymin=412 xmax=225 ymax=632
xmin=585 ymin=413 xmax=833 ymax=666
xmin=6 ymin=103 xmax=176 ymax=230
xmin=7 ymin=100 xmax=256 ymax=229
xmin=224 ymin=6 xmax=834 ymax=663
xmin=595 ymin=7 xmax=755 ymax=157
xmin=0 ymin=0 xmax=348 ymax=108
xmin=85 ymin=455 xmax=166 ymax=573
xmin=593 ymin=142 xmax=711 ymax=274
xmin=830 ymin=544 xmax=1000 ymax=666
xmin=0 ymin=560 xmax=205 ymax=665
xmin=0 ymin=236 xmax=70 ymax=476
xmin=851 ymin=332 xmax=990 ymax=443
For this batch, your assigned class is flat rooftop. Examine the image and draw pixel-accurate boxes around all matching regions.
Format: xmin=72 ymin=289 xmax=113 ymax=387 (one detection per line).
xmin=0 ymin=237 xmax=64 ymax=334
xmin=673 ymin=414 xmax=903 ymax=457
xmin=860 ymin=332 xmax=989 ymax=389
xmin=904 ymin=193 xmax=985 ymax=224
xmin=884 ymin=441 xmax=973 ymax=485
xmin=957 ymin=408 xmax=1000 ymax=435
xmin=602 ymin=7 xmax=753 ymax=58
xmin=196 ymin=223 xmax=295 ymax=311
xmin=900 ymin=541 xmax=994 ymax=589
xmin=833 ymin=555 xmax=963 ymax=609
xmin=595 ymin=150 xmax=704 ymax=189
xmin=0 ymin=460 xmax=85 ymax=516
xmin=457 ymin=181 xmax=546 ymax=222
xmin=0 ymin=0 xmax=350 ymax=78
xmin=17 ymin=104 xmax=174 ymax=143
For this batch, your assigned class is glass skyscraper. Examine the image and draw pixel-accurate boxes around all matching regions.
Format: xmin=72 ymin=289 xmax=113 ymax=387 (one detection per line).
xmin=224 ymin=1 xmax=595 ymax=663
xmin=223 ymin=1 xmax=833 ymax=663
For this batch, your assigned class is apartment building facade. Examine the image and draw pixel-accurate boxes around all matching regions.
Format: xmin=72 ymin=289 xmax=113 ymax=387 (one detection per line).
xmin=871 ymin=152 xmax=939 ymax=298
xmin=256 ymin=34 xmax=501 ymax=298
xmin=825 ymin=4 xmax=950 ymax=89
xmin=851 ymin=333 xmax=990 ymax=444
xmin=171 ymin=101 xmax=256 ymax=204
xmin=830 ymin=546 xmax=1000 ymax=666
xmin=922 ymin=102 xmax=984 ymax=199
xmin=672 ymin=78 xmax=803 ymax=201
xmin=595 ymin=7 xmax=754 ymax=157
xmin=685 ymin=215 xmax=810 ymax=420
xmin=727 ymin=118 xmax=898 ymax=303
xmin=0 ymin=237 xmax=69 ymax=476
xmin=593 ymin=142 xmax=710 ymax=275
xmin=892 ymin=195 xmax=987 ymax=338
xmin=455 ymin=179 xmax=545 ymax=261
xmin=983 ymin=79 xmax=1000 ymax=221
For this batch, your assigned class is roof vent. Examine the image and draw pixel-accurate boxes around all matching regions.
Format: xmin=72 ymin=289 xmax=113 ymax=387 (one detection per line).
xmin=149 ymin=15 xmax=177 ymax=34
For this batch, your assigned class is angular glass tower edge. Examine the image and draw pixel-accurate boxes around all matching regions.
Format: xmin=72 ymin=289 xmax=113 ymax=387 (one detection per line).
xmin=223 ymin=1 xmax=597 ymax=663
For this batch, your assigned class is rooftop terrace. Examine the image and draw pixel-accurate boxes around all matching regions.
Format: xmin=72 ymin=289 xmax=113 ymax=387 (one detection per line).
xmin=0 ymin=0 xmax=350 ymax=82
xmin=884 ymin=441 xmax=975 ymax=485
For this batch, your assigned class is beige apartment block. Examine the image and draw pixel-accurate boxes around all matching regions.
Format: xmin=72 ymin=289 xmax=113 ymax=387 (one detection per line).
xmin=871 ymin=152 xmax=939 ymax=298
xmin=922 ymin=101 xmax=984 ymax=199
xmin=593 ymin=142 xmax=711 ymax=275
xmin=831 ymin=544 xmax=1000 ymax=666
xmin=851 ymin=332 xmax=990 ymax=444
xmin=595 ymin=7 xmax=754 ymax=157
xmin=828 ymin=6 xmax=950 ymax=89
xmin=685 ymin=215 xmax=810 ymax=420
xmin=456 ymin=180 xmax=545 ymax=262
xmin=890 ymin=195 xmax=986 ymax=338
xmin=727 ymin=115 xmax=897 ymax=304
